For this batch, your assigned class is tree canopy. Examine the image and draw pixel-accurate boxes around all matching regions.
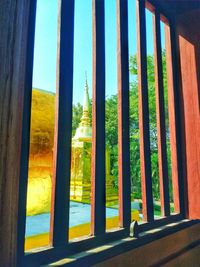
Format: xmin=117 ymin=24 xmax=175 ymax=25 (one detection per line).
xmin=72 ymin=51 xmax=173 ymax=201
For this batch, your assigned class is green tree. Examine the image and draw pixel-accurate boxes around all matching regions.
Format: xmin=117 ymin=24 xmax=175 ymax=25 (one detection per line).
xmin=72 ymin=102 xmax=82 ymax=136
xmin=72 ymin=51 xmax=173 ymax=202
xmin=126 ymin=51 xmax=171 ymax=201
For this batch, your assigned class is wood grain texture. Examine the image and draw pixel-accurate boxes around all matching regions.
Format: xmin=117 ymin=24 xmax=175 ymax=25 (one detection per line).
xmin=178 ymin=35 xmax=200 ymax=219
xmin=17 ymin=1 xmax=37 ymax=265
xmin=0 ymin=1 xmax=33 ymax=266
xmin=176 ymin=8 xmax=200 ymax=219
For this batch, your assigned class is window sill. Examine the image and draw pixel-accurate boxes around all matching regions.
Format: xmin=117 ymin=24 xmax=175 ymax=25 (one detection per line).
xmin=38 ymin=219 xmax=200 ymax=267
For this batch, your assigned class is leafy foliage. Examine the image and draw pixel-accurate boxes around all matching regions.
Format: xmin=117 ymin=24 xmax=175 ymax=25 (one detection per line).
xmin=72 ymin=51 xmax=173 ymax=201
xmin=72 ymin=102 xmax=82 ymax=136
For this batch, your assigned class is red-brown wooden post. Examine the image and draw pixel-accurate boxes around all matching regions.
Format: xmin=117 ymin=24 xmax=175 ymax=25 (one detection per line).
xmin=50 ymin=0 xmax=75 ymax=246
xmin=91 ymin=0 xmax=106 ymax=236
xmin=178 ymin=33 xmax=200 ymax=219
xmin=0 ymin=1 xmax=36 ymax=266
xmin=117 ymin=0 xmax=131 ymax=228
xmin=165 ymin=24 xmax=180 ymax=213
xmin=153 ymin=11 xmax=170 ymax=216
xmin=136 ymin=0 xmax=154 ymax=222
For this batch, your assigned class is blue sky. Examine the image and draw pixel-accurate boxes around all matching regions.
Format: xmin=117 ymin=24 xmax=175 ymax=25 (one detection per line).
xmin=32 ymin=0 xmax=164 ymax=104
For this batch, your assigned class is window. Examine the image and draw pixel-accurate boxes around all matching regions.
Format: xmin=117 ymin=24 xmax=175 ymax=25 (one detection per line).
xmin=17 ymin=0 xmax=187 ymax=266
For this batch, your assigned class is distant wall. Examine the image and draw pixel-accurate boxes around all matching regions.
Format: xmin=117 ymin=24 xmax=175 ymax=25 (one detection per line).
xmin=28 ymin=88 xmax=55 ymax=176
xmin=27 ymin=89 xmax=55 ymax=216
xmin=30 ymin=88 xmax=55 ymax=156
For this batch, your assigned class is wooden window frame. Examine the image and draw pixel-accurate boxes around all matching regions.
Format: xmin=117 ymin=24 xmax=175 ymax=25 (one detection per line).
xmin=16 ymin=0 xmax=189 ymax=266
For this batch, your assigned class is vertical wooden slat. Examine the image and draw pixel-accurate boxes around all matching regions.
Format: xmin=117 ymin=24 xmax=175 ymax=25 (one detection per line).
xmin=165 ymin=24 xmax=180 ymax=212
xmin=0 ymin=0 xmax=38 ymax=265
xmin=179 ymin=34 xmax=200 ymax=219
xmin=136 ymin=0 xmax=154 ymax=222
xmin=91 ymin=0 xmax=106 ymax=236
xmin=165 ymin=24 xmax=178 ymax=212
xmin=17 ymin=1 xmax=37 ymax=263
xmin=165 ymin=23 xmax=185 ymax=214
xmin=153 ymin=11 xmax=170 ymax=217
xmin=117 ymin=0 xmax=131 ymax=228
xmin=50 ymin=0 xmax=75 ymax=246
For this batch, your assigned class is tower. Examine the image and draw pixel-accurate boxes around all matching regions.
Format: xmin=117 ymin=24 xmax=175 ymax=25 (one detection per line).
xmin=70 ymin=78 xmax=117 ymax=204
xmin=70 ymin=78 xmax=92 ymax=201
